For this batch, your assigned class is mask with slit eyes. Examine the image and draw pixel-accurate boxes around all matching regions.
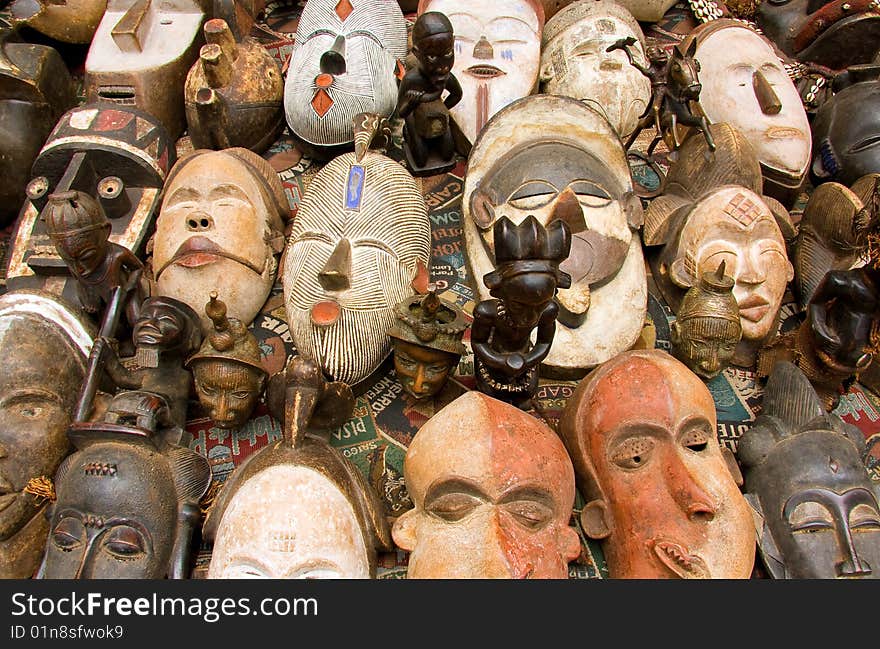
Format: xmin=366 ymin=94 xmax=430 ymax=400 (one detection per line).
xmin=739 ymin=361 xmax=880 ymax=579
xmin=283 ymin=0 xmax=408 ymax=154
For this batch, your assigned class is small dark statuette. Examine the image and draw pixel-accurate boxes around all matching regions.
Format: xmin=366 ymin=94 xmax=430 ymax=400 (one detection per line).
xmin=388 ymin=288 xmax=469 ymax=400
xmin=187 ymin=292 xmax=267 ymax=430
xmin=610 ymin=36 xmax=716 ymax=155
xmin=472 ymin=215 xmax=571 ymax=408
xmin=45 ymin=190 xmax=146 ymax=329
xmin=395 ymin=11 xmax=464 ymax=176
xmin=89 ymin=296 xmax=203 ymax=443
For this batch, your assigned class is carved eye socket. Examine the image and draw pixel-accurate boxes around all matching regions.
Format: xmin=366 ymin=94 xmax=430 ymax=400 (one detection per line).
xmin=103 ymin=525 xmax=147 ymax=559
xmin=788 ymin=501 xmax=834 ymax=534
xmin=611 ymin=436 xmax=655 ymax=469
xmin=52 ymin=517 xmax=85 ymax=552
xmin=849 ymin=135 xmax=880 ymax=154
xmin=681 ymin=427 xmax=710 ymax=453
xmin=199 ymin=383 xmax=217 ymax=396
xmin=231 ymin=391 xmax=252 ymax=401
xmin=508 ymin=180 xmax=558 ymax=210
xmin=426 ymin=492 xmax=481 ymax=522
xmin=503 ymin=500 xmax=553 ymax=531
xmin=850 ymin=504 xmax=880 ymax=531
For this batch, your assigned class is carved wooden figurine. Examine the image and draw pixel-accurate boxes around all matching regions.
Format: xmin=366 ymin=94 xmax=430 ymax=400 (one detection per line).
xmin=187 ymin=292 xmax=267 ymax=430
xmin=388 ymin=289 xmax=469 ymax=400
xmin=396 ymin=12 xmax=463 ymax=176
xmin=613 ymin=35 xmax=715 ymax=154
xmin=89 ymin=296 xmax=203 ymax=442
xmin=7 ymin=104 xmax=174 ymax=293
xmin=0 ymin=31 xmax=75 ymax=226
xmin=184 ymin=18 xmax=284 ymax=153
xmin=205 ymin=356 xmax=392 ymax=579
xmin=41 ymin=397 xmax=211 ymax=579
xmin=153 ymin=147 xmax=289 ymax=331
xmin=463 ymin=94 xmax=646 ymax=375
xmin=84 ymin=0 xmax=208 ymax=140
xmin=393 ymin=391 xmax=581 ymax=578
xmin=812 ymin=64 xmax=880 ymax=187
xmin=0 ymin=291 xmax=93 ymax=579
xmin=685 ymin=20 xmax=812 ymax=205
xmin=283 ymin=115 xmax=431 ymax=386
xmin=418 ymin=0 xmax=545 ymax=144
xmin=539 ymin=0 xmax=651 ymax=140
xmin=283 ymin=0 xmax=408 ymax=157
xmin=670 ymin=262 xmax=742 ymax=381
xmin=560 ymin=350 xmax=755 ymax=579
xmin=10 ymin=0 xmax=107 ymax=44
xmin=472 ymin=215 xmax=571 ymax=408
xmin=739 ymin=361 xmax=880 ymax=579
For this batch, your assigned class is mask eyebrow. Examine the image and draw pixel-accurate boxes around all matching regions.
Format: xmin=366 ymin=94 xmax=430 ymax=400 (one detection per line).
xmin=0 ymin=388 xmax=63 ymax=408
xmin=208 ymin=184 xmax=251 ymax=203
xmin=165 ymin=186 xmax=201 ymax=205
xmin=424 ymin=477 xmax=488 ymax=506
xmin=497 ymin=486 xmax=555 ymax=508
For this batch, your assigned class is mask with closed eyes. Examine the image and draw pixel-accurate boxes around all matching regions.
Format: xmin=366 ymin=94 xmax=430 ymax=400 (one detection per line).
xmin=739 ymin=361 xmax=880 ymax=579
xmin=283 ymin=0 xmax=408 ymax=155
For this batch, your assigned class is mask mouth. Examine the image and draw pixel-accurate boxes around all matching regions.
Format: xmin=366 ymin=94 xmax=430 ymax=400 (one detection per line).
xmin=159 ymin=236 xmax=264 ymax=278
xmin=737 ymin=294 xmax=771 ymax=323
xmin=651 ymin=539 xmax=711 ymax=579
xmin=465 ymin=64 xmax=506 ymax=79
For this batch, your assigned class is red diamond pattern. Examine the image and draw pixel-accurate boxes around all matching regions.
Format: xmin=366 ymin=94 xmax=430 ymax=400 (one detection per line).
xmin=335 ymin=0 xmax=353 ymax=20
xmin=312 ymin=88 xmax=334 ymax=117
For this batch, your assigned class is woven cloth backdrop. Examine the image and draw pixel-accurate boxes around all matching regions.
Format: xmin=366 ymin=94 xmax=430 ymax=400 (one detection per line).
xmin=2 ymin=1 xmax=879 ymax=579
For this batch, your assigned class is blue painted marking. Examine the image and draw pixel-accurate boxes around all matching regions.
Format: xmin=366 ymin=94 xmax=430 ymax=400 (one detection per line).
xmin=345 ymin=165 xmax=366 ymax=210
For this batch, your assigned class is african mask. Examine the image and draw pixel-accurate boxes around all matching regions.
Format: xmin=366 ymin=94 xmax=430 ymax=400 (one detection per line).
xmin=0 ymin=33 xmax=75 ymax=227
xmin=184 ymin=18 xmax=285 ymax=153
xmin=42 ymin=413 xmax=211 ymax=579
xmin=84 ymin=0 xmax=207 ymax=140
xmin=739 ymin=361 xmax=880 ymax=579
xmin=0 ymin=291 xmax=93 ymax=579
xmin=283 ymin=0 xmax=408 ymax=155
xmin=644 ymin=122 xmax=795 ymax=367
xmin=472 ymin=216 xmax=571 ymax=408
xmin=9 ymin=0 xmax=107 ymax=44
xmin=686 ymin=20 xmax=812 ymax=204
xmin=756 ymin=0 xmax=880 ymax=69
xmin=205 ymin=356 xmax=391 ymax=579
xmin=793 ymin=173 xmax=880 ymax=308
xmin=812 ymin=65 xmax=880 ymax=187
xmin=388 ymin=289 xmax=469 ymax=400
xmin=670 ymin=262 xmax=742 ymax=381
xmin=418 ymin=0 xmax=545 ymax=144
xmin=7 ymin=104 xmax=173 ymax=295
xmin=393 ymin=391 xmax=581 ymax=578
xmin=187 ymin=292 xmax=267 ymax=430
xmin=559 ymin=350 xmax=756 ymax=579
xmin=282 ymin=123 xmax=431 ymax=386
xmin=153 ymin=147 xmax=289 ymax=331
xmin=538 ymin=0 xmax=651 ymax=140
xmin=463 ymin=94 xmax=646 ymax=377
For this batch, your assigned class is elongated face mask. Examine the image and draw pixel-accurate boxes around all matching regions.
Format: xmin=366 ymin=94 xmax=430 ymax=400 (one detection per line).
xmin=419 ymin=0 xmax=544 ymax=143
xmin=393 ymin=391 xmax=581 ymax=578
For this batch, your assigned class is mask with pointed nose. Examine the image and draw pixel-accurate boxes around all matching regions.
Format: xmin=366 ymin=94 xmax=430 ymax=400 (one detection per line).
xmin=417 ymin=0 xmax=545 ymax=142
xmin=393 ymin=391 xmax=581 ymax=578
xmin=560 ymin=350 xmax=756 ymax=579
xmin=739 ymin=361 xmax=880 ymax=579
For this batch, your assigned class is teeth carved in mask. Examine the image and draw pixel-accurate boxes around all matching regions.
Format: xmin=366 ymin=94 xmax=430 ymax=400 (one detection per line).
xmin=560 ymin=350 xmax=756 ymax=579
xmin=463 ymin=94 xmax=646 ymax=377
xmin=685 ymin=20 xmax=812 ymax=206
xmin=153 ymin=147 xmax=290 ymax=331
xmin=739 ymin=361 xmax=880 ymax=579
xmin=283 ymin=124 xmax=430 ymax=386
xmin=539 ymin=0 xmax=651 ymax=140
xmin=283 ymin=0 xmax=408 ymax=156
xmin=418 ymin=0 xmax=545 ymax=144
xmin=0 ymin=291 xmax=93 ymax=579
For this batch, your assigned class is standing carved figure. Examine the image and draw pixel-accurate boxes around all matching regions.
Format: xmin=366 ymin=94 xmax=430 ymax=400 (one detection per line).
xmin=472 ymin=215 xmax=571 ymax=408
xmin=611 ymin=37 xmax=715 ymax=154
xmin=395 ymin=12 xmax=463 ymax=176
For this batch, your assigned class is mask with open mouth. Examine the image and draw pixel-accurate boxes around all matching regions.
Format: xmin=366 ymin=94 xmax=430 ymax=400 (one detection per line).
xmin=0 ymin=291 xmax=93 ymax=579
xmin=739 ymin=361 xmax=880 ymax=579
xmin=559 ymin=350 xmax=756 ymax=579
xmin=417 ymin=0 xmax=545 ymax=143
xmin=153 ymin=148 xmax=289 ymax=331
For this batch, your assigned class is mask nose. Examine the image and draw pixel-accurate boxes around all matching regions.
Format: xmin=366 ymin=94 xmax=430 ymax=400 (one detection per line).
xmin=213 ymin=392 xmax=230 ymax=423
xmin=186 ymin=212 xmax=214 ymax=232
xmin=837 ymin=556 xmax=872 ymax=578
xmin=700 ymin=356 xmax=721 ymax=375
xmin=480 ymin=509 xmax=522 ymax=578
xmin=320 ymin=34 xmax=346 ymax=75
xmin=664 ymin=455 xmax=718 ymax=522
xmin=318 ymin=238 xmax=352 ymax=292
xmin=473 ymin=36 xmax=494 ymax=60
xmin=753 ymin=70 xmax=782 ymax=115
